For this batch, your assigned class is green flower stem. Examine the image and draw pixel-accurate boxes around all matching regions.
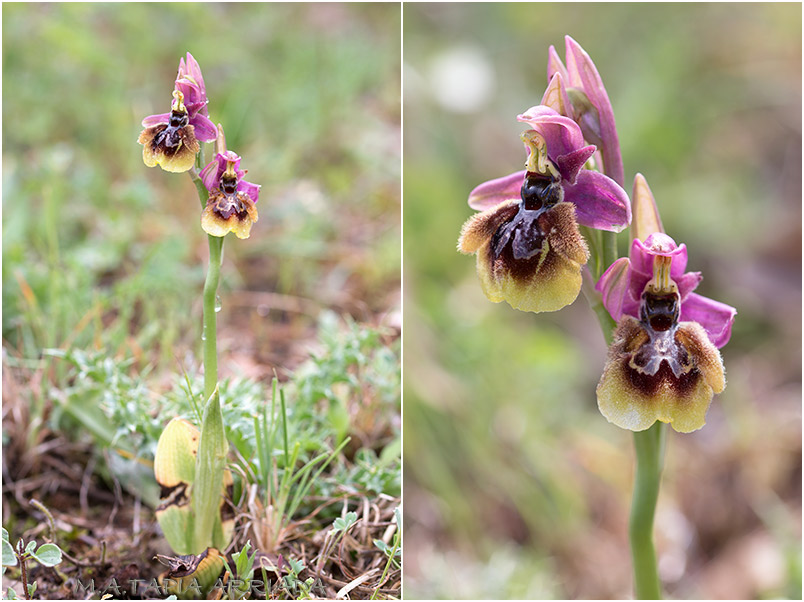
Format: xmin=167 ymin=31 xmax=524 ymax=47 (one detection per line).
xmin=189 ymin=164 xmax=229 ymax=553
xmin=203 ymin=234 xmax=223 ymax=402
xmin=591 ymin=230 xmax=665 ymax=599
xmin=630 ymin=423 xmax=666 ymax=599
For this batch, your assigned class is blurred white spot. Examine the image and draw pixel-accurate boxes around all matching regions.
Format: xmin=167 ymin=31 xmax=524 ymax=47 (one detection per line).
xmin=427 ymin=45 xmax=494 ymax=113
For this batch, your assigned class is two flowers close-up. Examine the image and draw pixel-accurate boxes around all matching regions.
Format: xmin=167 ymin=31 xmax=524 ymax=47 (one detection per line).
xmin=459 ymin=37 xmax=735 ymax=436
xmin=138 ymin=53 xmax=260 ymax=240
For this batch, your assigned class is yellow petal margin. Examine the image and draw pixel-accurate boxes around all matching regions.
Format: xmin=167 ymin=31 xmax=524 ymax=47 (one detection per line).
xmin=597 ymin=318 xmax=725 ymax=433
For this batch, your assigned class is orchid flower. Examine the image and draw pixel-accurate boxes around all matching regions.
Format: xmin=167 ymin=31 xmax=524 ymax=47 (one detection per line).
xmin=458 ymin=105 xmax=630 ymax=313
xmin=199 ymin=127 xmax=260 ymax=239
xmin=138 ymin=53 xmax=216 ymax=173
xmin=595 ymin=175 xmax=736 ymax=433
xmin=596 ymin=176 xmax=736 ymax=348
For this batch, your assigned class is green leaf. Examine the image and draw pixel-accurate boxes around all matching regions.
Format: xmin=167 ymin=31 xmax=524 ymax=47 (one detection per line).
xmin=31 ymin=543 xmax=62 ymax=567
xmin=286 ymin=557 xmax=304 ymax=576
xmin=2 ymin=543 xmax=16 ymax=567
xmin=24 ymin=541 xmax=36 ymax=556
xmin=193 ymin=388 xmax=229 ymax=553
xmin=6 ymin=585 xmax=19 ymax=599
xmin=373 ymin=539 xmax=388 ymax=554
xmin=154 ymin=418 xmax=199 ymax=555
xmin=332 ymin=511 xmax=358 ymax=533
xmin=2 ymin=533 xmax=16 ymax=567
xmin=233 ymin=540 xmax=252 ymax=578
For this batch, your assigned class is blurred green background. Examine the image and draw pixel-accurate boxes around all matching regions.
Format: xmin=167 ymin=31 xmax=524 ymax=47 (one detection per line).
xmin=403 ymin=3 xmax=800 ymax=599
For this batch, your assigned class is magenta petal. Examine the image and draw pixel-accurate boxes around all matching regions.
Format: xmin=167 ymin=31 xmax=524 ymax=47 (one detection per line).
xmin=680 ymin=292 xmax=737 ymax=348
xmin=547 ymin=45 xmax=568 ymax=82
xmin=675 ymin=271 xmax=703 ymax=300
xmin=219 ymin=150 xmax=242 ymax=171
xmin=516 ymin=106 xmax=585 ymax=160
xmin=555 ymin=145 xmax=596 ymax=184
xmin=191 ymin=114 xmax=217 ymax=142
xmin=184 ymin=99 xmax=208 ymax=116
xmin=200 ymin=159 xmax=218 ymax=192
xmin=177 ymin=53 xmax=208 ymax=116
xmin=467 ymin=170 xmax=524 ymax=211
xmin=142 ymin=112 xmax=170 ymax=127
xmin=184 ymin=53 xmax=206 ymax=94
xmin=630 ymin=235 xmax=689 ymax=277
xmin=563 ymin=36 xmax=624 ymax=186
xmin=563 ymin=170 xmax=631 ymax=232
xmin=238 ymin=180 xmax=261 ymax=204
xmin=596 ymin=257 xmax=631 ymax=321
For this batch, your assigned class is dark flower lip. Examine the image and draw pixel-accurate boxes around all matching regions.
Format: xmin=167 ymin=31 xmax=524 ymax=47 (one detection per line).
xmin=137 ymin=122 xmax=200 ymax=173
xmin=202 ymin=190 xmax=258 ymax=239
xmin=596 ymin=316 xmax=725 ymax=433
xmin=459 ymin=199 xmax=589 ymax=313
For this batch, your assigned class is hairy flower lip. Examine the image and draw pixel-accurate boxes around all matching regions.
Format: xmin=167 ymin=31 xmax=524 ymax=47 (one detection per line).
xmin=138 ymin=121 xmax=200 ymax=173
xmin=459 ymin=199 xmax=589 ymax=313
xmin=596 ymin=316 xmax=725 ymax=433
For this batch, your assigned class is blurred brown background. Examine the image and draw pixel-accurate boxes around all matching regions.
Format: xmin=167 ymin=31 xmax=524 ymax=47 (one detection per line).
xmin=403 ymin=3 xmax=801 ymax=599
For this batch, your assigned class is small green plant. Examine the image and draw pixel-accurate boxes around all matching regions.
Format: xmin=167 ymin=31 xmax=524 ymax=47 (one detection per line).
xmin=371 ymin=506 xmax=401 ymax=600
xmin=313 ymin=511 xmax=358 ymax=576
xmin=2 ymin=528 xmax=63 ymax=600
xmin=219 ymin=539 xmax=258 ymax=600
xmin=281 ymin=557 xmax=321 ymax=600
xmin=140 ymin=52 xmax=260 ymax=559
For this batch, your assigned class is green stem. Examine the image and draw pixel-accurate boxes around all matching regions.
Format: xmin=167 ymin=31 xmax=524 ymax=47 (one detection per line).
xmin=600 ymin=230 xmax=618 ymax=278
xmin=588 ymin=229 xmax=665 ymax=598
xmin=203 ymin=234 xmax=223 ymax=402
xmin=630 ymin=423 xmax=666 ymax=599
xmin=188 ymin=164 xmax=229 ymax=553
